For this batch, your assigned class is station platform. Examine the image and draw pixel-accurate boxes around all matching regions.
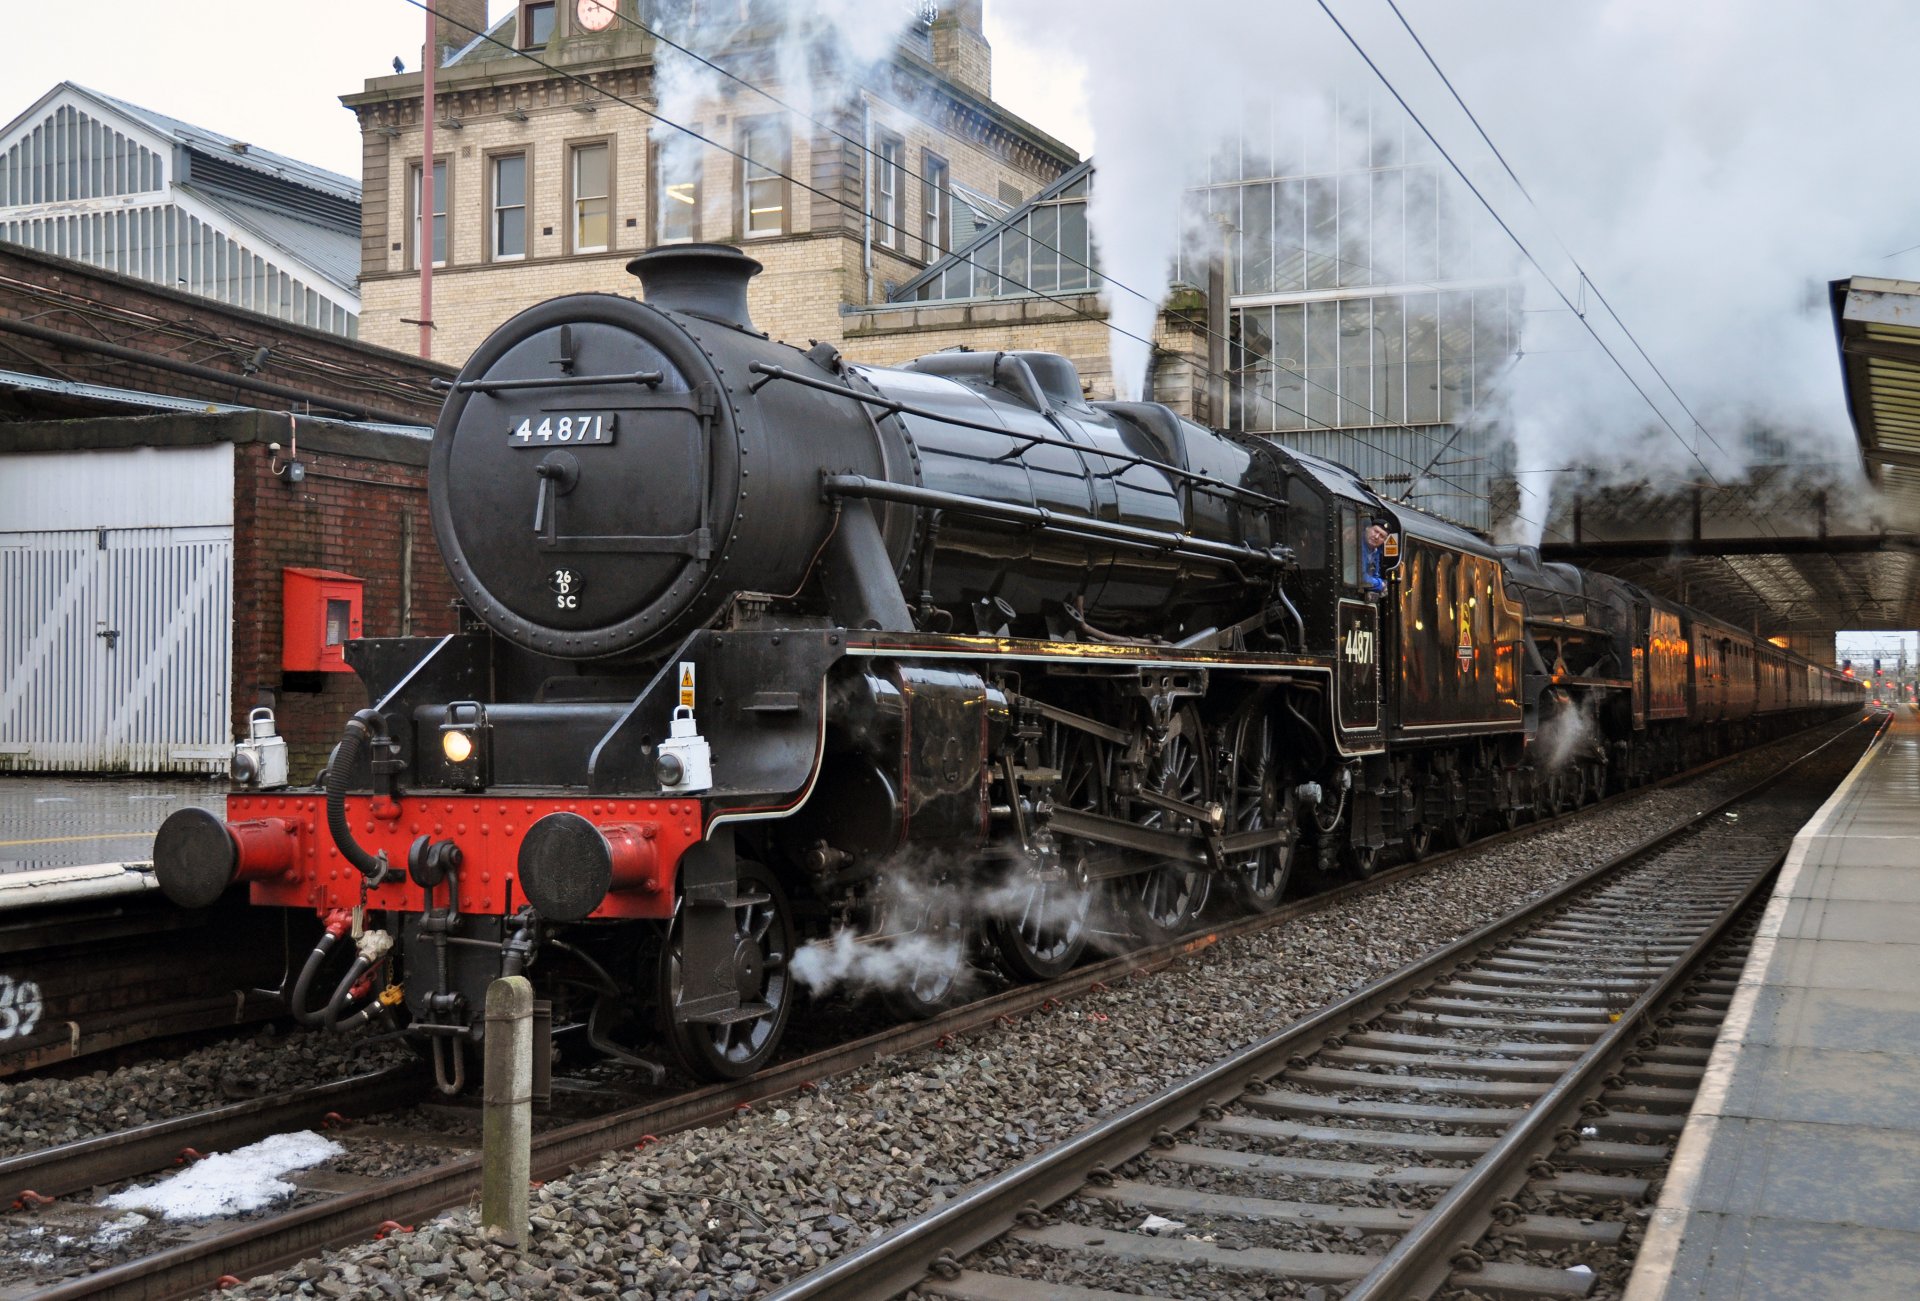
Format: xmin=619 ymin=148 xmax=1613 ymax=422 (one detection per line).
xmin=1627 ymin=706 xmax=1920 ymax=1299
xmin=0 ymin=774 xmax=224 ymax=906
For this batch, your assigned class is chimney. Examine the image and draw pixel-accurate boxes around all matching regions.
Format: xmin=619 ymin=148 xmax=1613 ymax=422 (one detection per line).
xmin=930 ymin=1 xmax=991 ymax=100
xmin=426 ymin=0 xmax=487 ymax=68
xmin=627 ymin=243 xmax=764 ymax=333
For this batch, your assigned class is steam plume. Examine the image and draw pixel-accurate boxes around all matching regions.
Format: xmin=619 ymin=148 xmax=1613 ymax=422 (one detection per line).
xmin=991 ymin=0 xmax=1917 ymax=519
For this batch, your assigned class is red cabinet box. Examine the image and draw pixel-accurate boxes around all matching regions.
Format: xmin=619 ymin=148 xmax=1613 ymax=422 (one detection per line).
xmin=283 ymin=568 xmax=363 ymax=673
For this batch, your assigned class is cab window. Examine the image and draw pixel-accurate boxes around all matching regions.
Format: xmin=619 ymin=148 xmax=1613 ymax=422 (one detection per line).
xmin=1286 ymin=479 xmax=1327 ymax=570
xmin=1340 ymin=507 xmax=1360 ymax=587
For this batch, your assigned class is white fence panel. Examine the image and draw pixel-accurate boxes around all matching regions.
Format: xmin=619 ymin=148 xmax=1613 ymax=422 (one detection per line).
xmin=0 ymin=527 xmax=232 ymax=773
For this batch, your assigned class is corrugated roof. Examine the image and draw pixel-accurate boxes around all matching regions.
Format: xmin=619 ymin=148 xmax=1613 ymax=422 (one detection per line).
xmin=181 ymin=186 xmax=360 ymax=298
xmin=1834 ymin=276 xmax=1920 ymax=525
xmin=71 ymin=84 xmax=359 ymax=205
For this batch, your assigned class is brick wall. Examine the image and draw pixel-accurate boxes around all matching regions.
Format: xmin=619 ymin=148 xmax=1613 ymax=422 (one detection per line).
xmin=229 ymin=416 xmax=459 ymax=777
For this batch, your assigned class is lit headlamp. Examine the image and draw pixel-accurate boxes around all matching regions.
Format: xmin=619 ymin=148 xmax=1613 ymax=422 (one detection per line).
xmin=438 ymin=700 xmax=489 ymax=790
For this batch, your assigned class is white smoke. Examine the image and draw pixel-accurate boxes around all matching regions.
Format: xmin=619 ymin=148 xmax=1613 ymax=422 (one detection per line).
xmin=790 ymin=924 xmax=972 ymax=998
xmin=1536 ymin=695 xmax=1597 ymax=772
xmin=989 ymin=0 xmax=1917 ymax=519
xmin=787 ymin=852 xmax=1101 ymax=997
xmin=648 ymin=1 xmax=929 ymax=184
xmin=789 ymin=867 xmax=974 ymax=1001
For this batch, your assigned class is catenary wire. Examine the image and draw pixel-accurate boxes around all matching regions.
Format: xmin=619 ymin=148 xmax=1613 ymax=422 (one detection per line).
xmin=1380 ymin=0 xmax=1759 ymax=497
xmin=424 ymin=1 xmax=1497 ymax=489
xmin=407 ymin=1 xmax=1561 ymax=532
xmin=1313 ymin=0 xmax=1725 ymax=494
xmin=607 ymin=2 xmax=1509 ymax=481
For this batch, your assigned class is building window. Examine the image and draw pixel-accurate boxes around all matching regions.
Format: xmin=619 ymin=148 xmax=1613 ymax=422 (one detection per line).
xmin=689 ymin=0 xmax=779 ymax=23
xmin=873 ymin=132 xmax=904 ymax=251
xmin=921 ymin=151 xmax=950 ymax=260
xmin=409 ymin=158 xmax=447 ymax=269
xmin=521 ymin=2 xmax=556 ymax=47
xmin=738 ymin=118 xmax=786 ymax=238
xmin=491 ymin=153 xmax=527 ymax=260
xmin=571 ymin=142 xmax=611 ymax=253
xmin=652 ymin=138 xmax=700 ymax=244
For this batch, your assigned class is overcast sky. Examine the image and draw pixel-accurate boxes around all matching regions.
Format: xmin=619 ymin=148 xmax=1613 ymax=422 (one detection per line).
xmin=3 ymin=1 xmax=1092 ymax=179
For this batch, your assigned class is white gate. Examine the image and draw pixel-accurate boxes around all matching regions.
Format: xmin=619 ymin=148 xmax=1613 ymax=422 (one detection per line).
xmin=0 ymin=526 xmax=233 ymax=772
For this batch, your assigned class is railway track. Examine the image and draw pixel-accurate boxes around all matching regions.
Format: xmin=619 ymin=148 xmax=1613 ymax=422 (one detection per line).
xmin=761 ymin=715 xmax=1880 ymax=1300
xmin=0 ymin=719 xmax=1867 ymax=1299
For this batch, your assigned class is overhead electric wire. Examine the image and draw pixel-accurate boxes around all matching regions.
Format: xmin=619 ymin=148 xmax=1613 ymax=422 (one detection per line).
xmin=1378 ymin=0 xmax=1796 ymax=555
xmin=429 ymin=4 xmax=1526 ymax=520
xmin=1313 ymin=0 xmax=1724 ymax=496
xmin=598 ymin=1 xmax=1506 ymax=490
xmin=406 ymin=2 xmax=1556 ymax=533
xmin=614 ymin=5 xmax=1455 ymax=309
xmin=1381 ymin=0 xmax=1739 ymax=473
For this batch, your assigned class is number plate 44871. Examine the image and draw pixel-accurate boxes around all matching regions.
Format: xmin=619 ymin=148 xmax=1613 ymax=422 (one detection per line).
xmin=510 ymin=412 xmax=616 ymax=446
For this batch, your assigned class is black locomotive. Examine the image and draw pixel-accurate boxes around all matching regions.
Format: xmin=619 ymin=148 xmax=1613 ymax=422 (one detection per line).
xmin=153 ymin=245 xmax=1863 ymax=1088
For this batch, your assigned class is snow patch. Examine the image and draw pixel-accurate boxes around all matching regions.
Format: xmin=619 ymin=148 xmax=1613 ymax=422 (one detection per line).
xmin=92 ymin=1213 xmax=149 ymax=1248
xmin=101 ymin=1131 xmax=342 ymax=1221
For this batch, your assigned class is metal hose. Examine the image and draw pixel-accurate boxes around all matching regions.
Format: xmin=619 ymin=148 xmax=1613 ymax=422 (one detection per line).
xmin=289 ymin=929 xmax=343 ymax=1027
xmin=325 ymin=709 xmax=390 ymax=880
xmin=321 ymin=956 xmax=375 ymax=1030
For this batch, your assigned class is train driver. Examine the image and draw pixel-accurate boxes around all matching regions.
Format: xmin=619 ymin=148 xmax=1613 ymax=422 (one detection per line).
xmin=1362 ymin=519 xmax=1391 ymax=600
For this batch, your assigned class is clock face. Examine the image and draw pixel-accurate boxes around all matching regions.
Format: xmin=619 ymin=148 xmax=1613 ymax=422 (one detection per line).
xmin=576 ymin=0 xmax=617 ymax=31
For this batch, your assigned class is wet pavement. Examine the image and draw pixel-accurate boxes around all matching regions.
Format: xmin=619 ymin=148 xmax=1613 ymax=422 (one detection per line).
xmin=1628 ymin=707 xmax=1920 ymax=1300
xmin=0 ymin=775 xmax=227 ymax=874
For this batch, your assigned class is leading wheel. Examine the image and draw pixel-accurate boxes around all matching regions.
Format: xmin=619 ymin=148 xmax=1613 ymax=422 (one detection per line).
xmin=990 ymin=721 xmax=1098 ymax=982
xmin=1222 ymin=705 xmax=1294 ymax=911
xmin=658 ymin=858 xmax=794 ymax=1082
xmin=1112 ymin=704 xmax=1212 ymax=944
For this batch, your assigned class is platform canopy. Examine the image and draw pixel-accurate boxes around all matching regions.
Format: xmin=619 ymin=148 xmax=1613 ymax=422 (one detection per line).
xmin=1834 ymin=277 xmax=1920 ymax=527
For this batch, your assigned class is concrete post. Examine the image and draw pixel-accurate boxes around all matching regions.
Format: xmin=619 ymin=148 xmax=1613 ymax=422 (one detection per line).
xmin=481 ymin=975 xmax=533 ymax=1245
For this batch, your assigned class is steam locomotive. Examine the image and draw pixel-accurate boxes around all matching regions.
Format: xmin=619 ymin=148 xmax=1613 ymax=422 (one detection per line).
xmin=152 ymin=244 xmax=1863 ymax=1089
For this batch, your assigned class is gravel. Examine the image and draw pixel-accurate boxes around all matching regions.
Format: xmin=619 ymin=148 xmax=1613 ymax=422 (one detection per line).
xmin=0 ymin=1029 xmax=414 ymax=1159
xmin=22 ymin=721 xmax=1865 ymax=1301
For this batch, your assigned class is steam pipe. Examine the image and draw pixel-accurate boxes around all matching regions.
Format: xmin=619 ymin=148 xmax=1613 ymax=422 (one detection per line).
xmin=1275 ymin=586 xmax=1307 ymax=651
xmin=822 ymin=473 xmax=1289 ymax=573
xmin=321 ymin=956 xmax=373 ymax=1028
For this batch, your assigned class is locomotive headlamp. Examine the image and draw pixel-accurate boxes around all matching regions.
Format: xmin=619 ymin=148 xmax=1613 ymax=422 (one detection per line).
xmin=438 ymin=700 xmax=489 ymax=790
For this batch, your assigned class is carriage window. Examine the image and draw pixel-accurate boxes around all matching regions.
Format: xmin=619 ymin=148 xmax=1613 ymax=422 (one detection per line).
xmin=1340 ymin=507 xmax=1360 ymax=587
